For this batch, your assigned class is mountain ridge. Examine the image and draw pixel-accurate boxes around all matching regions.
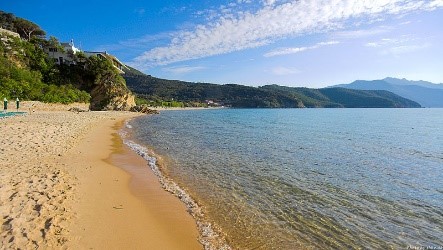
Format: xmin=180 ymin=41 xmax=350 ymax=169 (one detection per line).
xmin=123 ymin=67 xmax=420 ymax=108
xmin=333 ymin=78 xmax=443 ymax=107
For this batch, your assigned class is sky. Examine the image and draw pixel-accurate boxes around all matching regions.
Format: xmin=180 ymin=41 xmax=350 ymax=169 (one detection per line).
xmin=2 ymin=0 xmax=443 ymax=87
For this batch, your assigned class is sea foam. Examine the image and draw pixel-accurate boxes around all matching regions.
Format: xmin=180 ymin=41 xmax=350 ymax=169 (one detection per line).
xmin=120 ymin=120 xmax=230 ymax=250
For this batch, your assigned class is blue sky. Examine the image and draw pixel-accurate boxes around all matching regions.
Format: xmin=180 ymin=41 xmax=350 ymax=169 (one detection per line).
xmin=2 ymin=0 xmax=443 ymax=87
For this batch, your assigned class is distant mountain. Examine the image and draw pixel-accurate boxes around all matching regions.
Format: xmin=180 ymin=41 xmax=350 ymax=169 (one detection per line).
xmin=333 ymin=78 xmax=443 ymax=107
xmin=260 ymin=85 xmax=420 ymax=108
xmin=383 ymin=77 xmax=443 ymax=89
xmin=123 ymin=68 xmax=420 ymax=108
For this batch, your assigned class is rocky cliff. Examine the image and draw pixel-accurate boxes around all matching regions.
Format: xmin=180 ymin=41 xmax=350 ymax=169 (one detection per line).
xmin=90 ymin=85 xmax=135 ymax=111
xmin=87 ymin=56 xmax=136 ymax=111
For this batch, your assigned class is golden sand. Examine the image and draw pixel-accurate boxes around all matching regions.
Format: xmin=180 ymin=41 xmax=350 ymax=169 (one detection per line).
xmin=0 ymin=102 xmax=202 ymax=249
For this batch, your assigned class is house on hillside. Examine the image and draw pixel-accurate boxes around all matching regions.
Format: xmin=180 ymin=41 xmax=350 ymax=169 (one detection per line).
xmin=84 ymin=51 xmax=127 ymax=74
xmin=44 ymin=39 xmax=127 ymax=74
xmin=44 ymin=39 xmax=81 ymax=65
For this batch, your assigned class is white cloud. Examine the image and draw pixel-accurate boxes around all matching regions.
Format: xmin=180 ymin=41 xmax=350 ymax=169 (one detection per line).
xmin=364 ymin=35 xmax=431 ymax=55
xmin=333 ymin=27 xmax=392 ymax=39
xmin=381 ymin=43 xmax=430 ymax=55
xmin=263 ymin=0 xmax=277 ymax=6
xmin=132 ymin=0 xmax=443 ymax=68
xmin=270 ymin=66 xmax=300 ymax=75
xmin=365 ymin=38 xmax=400 ymax=47
xmin=264 ymin=41 xmax=339 ymax=57
xmin=389 ymin=44 xmax=430 ymax=54
xmin=163 ymin=66 xmax=206 ymax=74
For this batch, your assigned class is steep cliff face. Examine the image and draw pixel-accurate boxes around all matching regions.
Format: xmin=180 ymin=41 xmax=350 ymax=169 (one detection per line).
xmin=87 ymin=56 xmax=136 ymax=111
xmin=90 ymin=85 xmax=135 ymax=111
xmin=89 ymin=77 xmax=136 ymax=111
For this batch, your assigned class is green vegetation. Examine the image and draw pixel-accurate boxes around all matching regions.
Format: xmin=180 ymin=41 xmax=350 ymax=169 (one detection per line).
xmin=124 ymin=68 xmax=421 ymax=108
xmin=124 ymin=67 xmax=303 ymax=108
xmin=261 ymin=85 xmax=421 ymax=108
xmin=1 ymin=11 xmax=421 ymax=109
xmin=0 ymin=36 xmax=90 ymax=103
xmin=1 ymin=11 xmax=133 ymax=109
xmin=1 ymin=10 xmax=45 ymax=40
xmin=85 ymin=56 xmax=134 ymax=110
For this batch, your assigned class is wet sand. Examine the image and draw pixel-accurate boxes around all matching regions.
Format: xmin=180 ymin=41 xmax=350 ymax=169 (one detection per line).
xmin=0 ymin=102 xmax=202 ymax=249
xmin=67 ymin=119 xmax=202 ymax=249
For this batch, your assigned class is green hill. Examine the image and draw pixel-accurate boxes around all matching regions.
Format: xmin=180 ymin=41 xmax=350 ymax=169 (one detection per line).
xmin=123 ymin=68 xmax=421 ymax=108
xmin=0 ymin=11 xmax=135 ymax=110
xmin=1 ymin=11 xmax=421 ymax=110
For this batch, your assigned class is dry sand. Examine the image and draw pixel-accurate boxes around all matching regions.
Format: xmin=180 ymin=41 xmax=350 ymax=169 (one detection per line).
xmin=0 ymin=102 xmax=202 ymax=249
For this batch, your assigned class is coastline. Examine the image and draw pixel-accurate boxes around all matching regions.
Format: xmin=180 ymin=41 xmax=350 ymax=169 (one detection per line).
xmin=152 ymin=106 xmax=226 ymax=111
xmin=67 ymin=115 xmax=202 ymax=249
xmin=121 ymin=126 xmax=231 ymax=250
xmin=0 ymin=102 xmax=202 ymax=249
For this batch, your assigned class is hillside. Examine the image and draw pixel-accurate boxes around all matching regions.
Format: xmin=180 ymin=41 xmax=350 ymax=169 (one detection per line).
xmin=123 ymin=68 xmax=420 ymax=108
xmin=333 ymin=78 xmax=443 ymax=107
xmin=124 ymin=73 xmax=303 ymax=108
xmin=260 ymin=85 xmax=420 ymax=108
xmin=0 ymin=11 xmax=135 ymax=110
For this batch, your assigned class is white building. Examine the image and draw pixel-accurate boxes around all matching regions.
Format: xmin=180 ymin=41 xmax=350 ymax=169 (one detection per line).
xmin=45 ymin=39 xmax=81 ymax=65
xmin=45 ymin=39 xmax=127 ymax=73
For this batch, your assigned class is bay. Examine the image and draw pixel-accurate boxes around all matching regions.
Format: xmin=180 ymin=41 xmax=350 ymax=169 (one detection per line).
xmin=128 ymin=108 xmax=443 ymax=249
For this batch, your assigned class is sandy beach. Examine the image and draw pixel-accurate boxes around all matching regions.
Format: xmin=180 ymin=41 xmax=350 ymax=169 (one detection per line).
xmin=0 ymin=102 xmax=202 ymax=249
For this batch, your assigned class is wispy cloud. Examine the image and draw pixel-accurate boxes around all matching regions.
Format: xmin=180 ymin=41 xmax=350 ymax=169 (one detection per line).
xmin=95 ymin=32 xmax=174 ymax=53
xmin=383 ymin=44 xmax=430 ymax=55
xmin=270 ymin=66 xmax=300 ymax=75
xmin=333 ymin=27 xmax=392 ymax=39
xmin=365 ymin=35 xmax=431 ymax=55
xmin=264 ymin=41 xmax=339 ymax=57
xmin=365 ymin=37 xmax=404 ymax=47
xmin=132 ymin=0 xmax=443 ymax=68
xmin=163 ymin=66 xmax=206 ymax=74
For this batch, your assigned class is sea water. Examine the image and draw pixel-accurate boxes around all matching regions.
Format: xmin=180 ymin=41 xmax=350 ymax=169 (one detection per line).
xmin=0 ymin=112 xmax=26 ymax=119
xmin=127 ymin=108 xmax=443 ymax=249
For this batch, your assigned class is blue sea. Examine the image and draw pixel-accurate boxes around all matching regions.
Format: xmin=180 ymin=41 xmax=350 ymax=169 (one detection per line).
xmin=0 ymin=112 xmax=25 ymax=119
xmin=126 ymin=108 xmax=443 ymax=249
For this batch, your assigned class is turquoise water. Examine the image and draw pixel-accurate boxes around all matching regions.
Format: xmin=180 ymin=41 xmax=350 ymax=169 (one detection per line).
xmin=128 ymin=109 xmax=443 ymax=249
xmin=0 ymin=112 xmax=26 ymax=118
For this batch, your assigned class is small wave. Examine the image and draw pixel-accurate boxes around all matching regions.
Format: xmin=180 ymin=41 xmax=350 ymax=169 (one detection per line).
xmin=124 ymin=119 xmax=134 ymax=129
xmin=121 ymin=129 xmax=230 ymax=250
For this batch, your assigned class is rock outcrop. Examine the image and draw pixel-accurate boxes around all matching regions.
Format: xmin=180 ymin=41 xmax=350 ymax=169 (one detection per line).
xmin=130 ymin=104 xmax=159 ymax=114
xmin=87 ymin=56 xmax=136 ymax=111
xmin=89 ymin=84 xmax=135 ymax=111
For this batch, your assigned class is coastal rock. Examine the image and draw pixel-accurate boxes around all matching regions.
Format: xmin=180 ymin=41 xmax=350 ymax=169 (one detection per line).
xmin=130 ymin=104 xmax=159 ymax=114
xmin=89 ymin=84 xmax=136 ymax=111
xmin=68 ymin=107 xmax=88 ymax=113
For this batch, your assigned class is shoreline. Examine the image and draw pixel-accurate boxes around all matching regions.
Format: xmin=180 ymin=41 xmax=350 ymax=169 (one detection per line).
xmin=67 ymin=116 xmax=202 ymax=249
xmin=120 ymin=122 xmax=231 ymax=250
xmin=152 ymin=106 xmax=226 ymax=111
xmin=0 ymin=104 xmax=203 ymax=249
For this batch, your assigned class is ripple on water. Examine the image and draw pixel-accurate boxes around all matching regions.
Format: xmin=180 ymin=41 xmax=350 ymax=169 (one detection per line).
xmin=129 ymin=109 xmax=443 ymax=249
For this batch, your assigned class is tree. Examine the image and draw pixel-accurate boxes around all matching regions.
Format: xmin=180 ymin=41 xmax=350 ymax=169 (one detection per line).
xmin=13 ymin=18 xmax=45 ymax=41
xmin=0 ymin=11 xmax=16 ymax=31
xmin=46 ymin=36 xmax=64 ymax=50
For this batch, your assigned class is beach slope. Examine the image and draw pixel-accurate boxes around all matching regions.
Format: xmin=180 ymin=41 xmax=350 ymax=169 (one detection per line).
xmin=0 ymin=107 xmax=201 ymax=249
